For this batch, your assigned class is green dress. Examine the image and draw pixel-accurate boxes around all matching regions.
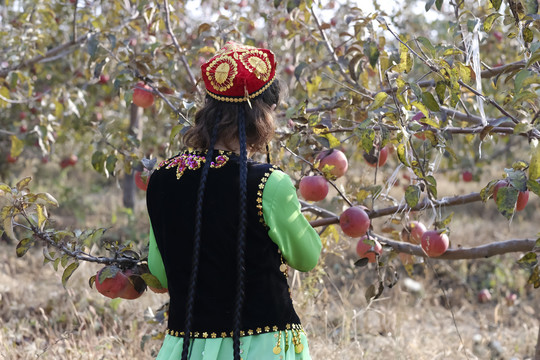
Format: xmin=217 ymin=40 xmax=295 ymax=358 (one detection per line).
xmin=147 ymin=151 xmax=322 ymax=360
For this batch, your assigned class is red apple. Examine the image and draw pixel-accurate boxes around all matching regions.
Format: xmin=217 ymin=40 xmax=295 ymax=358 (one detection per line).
xmin=133 ymin=82 xmax=155 ymax=108
xmin=135 ymin=171 xmax=149 ymax=191
xmin=421 ymin=230 xmax=449 ymax=257
xmin=19 ymin=112 xmax=27 ymax=120
xmin=462 ymin=171 xmax=473 ymax=182
xmin=6 ymin=154 xmax=17 ymax=163
xmin=95 ymin=266 xmax=130 ymax=299
xmin=407 ymin=221 xmax=426 ymax=245
xmin=493 ymin=31 xmax=503 ymax=42
xmin=516 ymin=190 xmax=529 ymax=211
xmin=299 ymin=175 xmax=328 ymax=202
xmin=99 ymin=74 xmax=109 ymax=84
xmin=340 ymin=206 xmax=370 ymax=237
xmin=316 ymin=149 xmax=348 ymax=178
xmin=477 ymin=288 xmax=492 ymax=303
xmin=41 ymin=156 xmax=49 ymax=164
xmin=355 ymin=236 xmax=382 ymax=263
xmin=285 ymin=64 xmax=295 ymax=76
xmin=364 ymin=146 xmax=388 ymax=168
xmin=118 ymin=272 xmax=145 ymax=300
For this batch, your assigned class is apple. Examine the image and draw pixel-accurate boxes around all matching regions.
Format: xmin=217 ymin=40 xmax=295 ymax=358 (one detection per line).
xmin=299 ymin=175 xmax=328 ymax=202
xmin=477 ymin=288 xmax=492 ymax=303
xmin=19 ymin=112 xmax=27 ymax=120
xmin=41 ymin=156 xmax=49 ymax=164
xmin=95 ymin=266 xmax=130 ymax=299
xmin=364 ymin=146 xmax=388 ymax=168
xmin=316 ymin=149 xmax=348 ymax=178
xmin=7 ymin=154 xmax=17 ymax=163
xmin=285 ymin=64 xmax=295 ymax=76
xmin=462 ymin=171 xmax=473 ymax=182
xmin=493 ymin=31 xmax=503 ymax=42
xmin=421 ymin=230 xmax=449 ymax=257
xmin=133 ymin=82 xmax=155 ymax=108
xmin=60 ymin=154 xmax=78 ymax=168
xmin=99 ymin=74 xmax=109 ymax=84
xmin=493 ymin=180 xmax=529 ymax=211
xmin=19 ymin=124 xmax=27 ymax=133
xmin=355 ymin=236 xmax=382 ymax=263
xmin=340 ymin=206 xmax=370 ymax=237
xmin=135 ymin=171 xmax=149 ymax=191
xmin=118 ymin=270 xmax=145 ymax=300
xmin=405 ymin=221 xmax=426 ymax=245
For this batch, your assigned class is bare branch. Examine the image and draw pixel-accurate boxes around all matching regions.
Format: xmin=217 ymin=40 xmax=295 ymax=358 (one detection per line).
xmin=0 ymin=33 xmax=90 ymax=78
xmin=162 ymin=0 xmax=199 ymax=94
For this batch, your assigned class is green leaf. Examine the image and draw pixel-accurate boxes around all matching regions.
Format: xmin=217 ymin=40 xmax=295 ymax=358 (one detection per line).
xmin=36 ymin=204 xmax=47 ymax=230
xmin=10 ymin=135 xmax=24 ymax=158
xmin=425 ymin=0 xmax=436 ymax=11
xmin=141 ymin=273 xmax=165 ymax=289
xmin=364 ymin=40 xmax=380 ymax=68
xmin=436 ymin=0 xmax=444 ymax=10
xmin=92 ymin=151 xmax=107 ymax=174
xmin=490 ymin=0 xmax=502 ymax=11
xmin=370 ymin=92 xmax=388 ymax=110
xmin=411 ymin=101 xmax=429 ymax=118
xmin=528 ymin=266 xmax=540 ymax=288
xmin=62 ymin=262 xmax=80 ymax=288
xmin=35 ymin=193 xmax=59 ymax=207
xmin=16 ymin=237 xmax=36 ymax=257
xmin=523 ymin=27 xmax=534 ymax=43
xmin=484 ymin=12 xmax=502 ymax=32
xmin=405 ymin=185 xmax=421 ymax=207
xmin=3 ymin=216 xmax=16 ymax=242
xmin=98 ymin=265 xmax=121 ymax=284
xmin=0 ymin=184 xmax=12 ymax=193
xmin=527 ymin=179 xmax=540 ymax=196
xmin=169 ymin=124 xmax=184 ymax=143
xmin=518 ymin=252 xmax=538 ymax=268
xmin=426 ymin=175 xmax=438 ymax=198
xmin=421 ymin=92 xmax=440 ymax=112
xmin=87 ymin=34 xmax=99 ymax=60
xmin=496 ymin=186 xmax=518 ymax=219
xmin=106 ymin=155 xmax=117 ymax=176
xmin=416 ymin=37 xmax=435 ymax=55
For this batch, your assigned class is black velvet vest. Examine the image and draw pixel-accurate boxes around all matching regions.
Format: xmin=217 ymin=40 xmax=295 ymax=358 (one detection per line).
xmin=146 ymin=150 xmax=301 ymax=338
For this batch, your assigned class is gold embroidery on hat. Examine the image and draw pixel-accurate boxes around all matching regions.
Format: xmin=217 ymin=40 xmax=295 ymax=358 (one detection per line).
xmin=240 ymin=50 xmax=271 ymax=82
xmin=206 ymin=55 xmax=237 ymax=92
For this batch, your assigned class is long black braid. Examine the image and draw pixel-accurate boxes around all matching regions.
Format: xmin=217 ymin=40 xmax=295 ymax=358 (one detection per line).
xmin=181 ymin=113 xmax=221 ymax=360
xmin=233 ymin=105 xmax=248 ymax=360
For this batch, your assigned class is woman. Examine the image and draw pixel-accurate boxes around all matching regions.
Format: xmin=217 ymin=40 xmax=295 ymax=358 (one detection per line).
xmin=146 ymin=42 xmax=322 ymax=360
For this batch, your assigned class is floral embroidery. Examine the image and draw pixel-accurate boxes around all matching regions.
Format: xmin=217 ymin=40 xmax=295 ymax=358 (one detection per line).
xmin=157 ymin=150 xmax=230 ymax=180
xmin=256 ymin=165 xmax=278 ymax=227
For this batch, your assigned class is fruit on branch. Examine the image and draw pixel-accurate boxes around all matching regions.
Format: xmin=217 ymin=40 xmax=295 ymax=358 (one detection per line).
xmin=299 ymin=175 xmax=328 ymax=202
xmin=403 ymin=221 xmax=426 ymax=245
xmin=133 ymin=82 xmax=155 ymax=108
xmin=316 ymin=149 xmax=348 ymax=178
xmin=19 ymin=112 xmax=27 ymax=120
xmin=95 ymin=266 xmax=130 ymax=299
xmin=477 ymin=288 xmax=492 ymax=303
xmin=492 ymin=180 xmax=529 ymax=211
xmin=462 ymin=171 xmax=473 ymax=182
xmin=98 ymin=74 xmax=109 ymax=84
xmin=95 ymin=266 xmax=145 ymax=300
xmin=364 ymin=146 xmax=388 ymax=168
xmin=421 ymin=230 xmax=449 ymax=257
xmin=355 ymin=236 xmax=382 ymax=263
xmin=135 ymin=171 xmax=149 ymax=191
xmin=60 ymin=154 xmax=78 ymax=169
xmin=339 ymin=206 xmax=370 ymax=237
xmin=19 ymin=124 xmax=27 ymax=133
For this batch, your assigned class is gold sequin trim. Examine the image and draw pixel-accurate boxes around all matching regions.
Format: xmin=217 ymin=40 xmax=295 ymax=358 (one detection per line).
xmin=157 ymin=150 xmax=231 ymax=180
xmin=205 ymin=76 xmax=276 ymax=103
xmin=256 ymin=165 xmax=278 ymax=227
xmin=165 ymin=323 xmax=304 ymax=339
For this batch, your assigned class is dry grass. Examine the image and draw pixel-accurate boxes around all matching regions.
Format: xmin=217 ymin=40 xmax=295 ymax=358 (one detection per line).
xmin=1 ymin=163 xmax=539 ymax=359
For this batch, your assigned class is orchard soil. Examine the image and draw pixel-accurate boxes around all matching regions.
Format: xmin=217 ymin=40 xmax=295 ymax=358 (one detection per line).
xmin=1 ymin=167 xmax=539 ymax=359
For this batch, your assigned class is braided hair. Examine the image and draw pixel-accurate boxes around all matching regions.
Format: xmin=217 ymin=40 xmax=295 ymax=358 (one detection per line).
xmin=180 ymin=80 xmax=282 ymax=360
xmin=181 ymin=113 xmax=221 ymax=360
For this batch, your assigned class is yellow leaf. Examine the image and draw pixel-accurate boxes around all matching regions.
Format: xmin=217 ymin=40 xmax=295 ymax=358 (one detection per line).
xmin=530 ymin=142 xmax=540 ymax=180
xmin=36 ymin=204 xmax=47 ymax=230
xmin=10 ymin=135 xmax=24 ymax=158
xmin=370 ymin=92 xmax=388 ymax=110
xmin=3 ymin=216 xmax=17 ymax=242
xmin=0 ymin=87 xmax=10 ymax=108
xmin=411 ymin=101 xmax=429 ymax=118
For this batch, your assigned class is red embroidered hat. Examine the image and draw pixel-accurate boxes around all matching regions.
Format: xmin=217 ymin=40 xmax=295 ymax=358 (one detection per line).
xmin=201 ymin=42 xmax=277 ymax=103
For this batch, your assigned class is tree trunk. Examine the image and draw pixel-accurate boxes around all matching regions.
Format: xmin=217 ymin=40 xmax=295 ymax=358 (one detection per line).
xmin=122 ymin=103 xmax=143 ymax=209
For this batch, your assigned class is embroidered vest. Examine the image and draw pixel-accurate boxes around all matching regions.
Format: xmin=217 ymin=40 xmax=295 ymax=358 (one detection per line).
xmin=146 ymin=150 xmax=301 ymax=338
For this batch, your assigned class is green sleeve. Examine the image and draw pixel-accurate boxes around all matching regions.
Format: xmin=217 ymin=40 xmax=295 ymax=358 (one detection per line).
xmin=148 ymin=221 xmax=168 ymax=288
xmin=262 ymin=170 xmax=322 ymax=272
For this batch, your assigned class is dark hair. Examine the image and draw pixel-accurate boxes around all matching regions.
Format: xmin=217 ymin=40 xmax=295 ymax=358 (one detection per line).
xmin=183 ymin=79 xmax=282 ymax=153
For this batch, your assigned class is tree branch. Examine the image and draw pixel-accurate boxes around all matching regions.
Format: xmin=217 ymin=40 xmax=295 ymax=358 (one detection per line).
xmin=162 ymin=0 xmax=199 ymax=94
xmin=0 ymin=33 xmax=90 ymax=78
